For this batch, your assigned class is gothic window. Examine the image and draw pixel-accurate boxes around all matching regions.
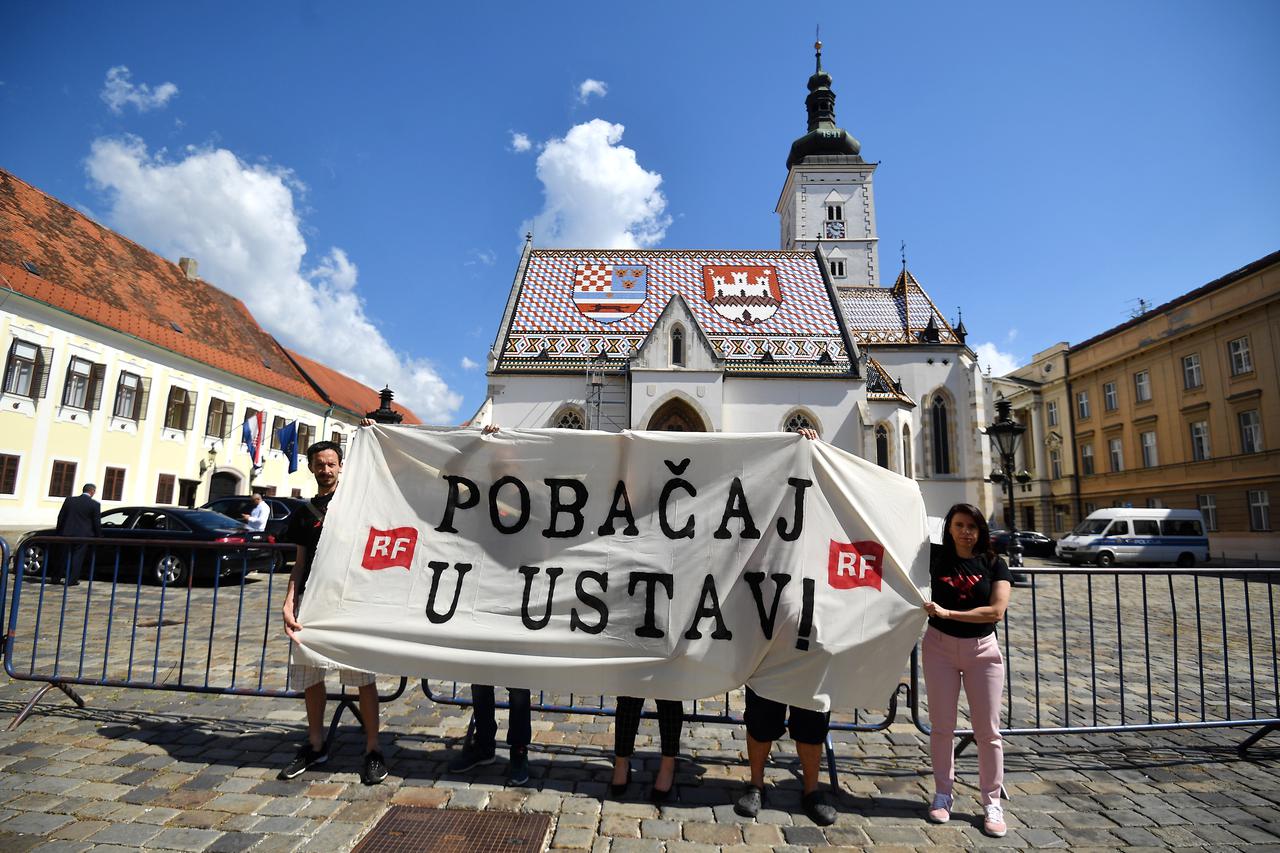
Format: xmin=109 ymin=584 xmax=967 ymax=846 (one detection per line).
xmin=783 ymin=410 xmax=817 ymax=436
xmin=931 ymin=396 xmax=951 ymax=474
xmin=875 ymin=425 xmax=889 ymax=469
xmin=671 ymin=326 xmax=685 ymax=367
xmin=553 ymin=407 xmax=586 ymax=429
xmin=902 ymin=426 xmax=913 ymax=478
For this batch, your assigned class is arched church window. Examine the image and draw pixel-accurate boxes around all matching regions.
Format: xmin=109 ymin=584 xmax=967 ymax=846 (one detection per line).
xmin=931 ymin=396 xmax=951 ymax=474
xmin=902 ymin=425 xmax=913 ymax=478
xmin=671 ymin=326 xmax=685 ymax=367
xmin=553 ymin=407 xmax=586 ymax=430
xmin=876 ymin=425 xmax=889 ymax=469
xmin=783 ymin=410 xmax=817 ymax=436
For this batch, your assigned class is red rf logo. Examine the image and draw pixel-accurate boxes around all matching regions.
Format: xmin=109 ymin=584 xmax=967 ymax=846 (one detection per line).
xmin=361 ymin=527 xmax=418 ymax=571
xmin=827 ymin=540 xmax=885 ymax=590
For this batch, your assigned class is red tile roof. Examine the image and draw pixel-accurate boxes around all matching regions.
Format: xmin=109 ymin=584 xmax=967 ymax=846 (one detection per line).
xmin=0 ymin=168 xmax=381 ymax=409
xmin=283 ymin=347 xmax=420 ymax=424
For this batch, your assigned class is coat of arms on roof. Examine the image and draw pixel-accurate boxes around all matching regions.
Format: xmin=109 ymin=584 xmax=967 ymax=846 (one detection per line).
xmin=701 ymin=265 xmax=782 ymax=325
xmin=572 ymin=264 xmax=648 ymax=324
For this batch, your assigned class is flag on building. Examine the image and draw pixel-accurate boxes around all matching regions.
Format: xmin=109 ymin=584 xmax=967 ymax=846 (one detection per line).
xmin=277 ymin=420 xmax=300 ymax=474
xmin=242 ymin=410 xmax=267 ymax=468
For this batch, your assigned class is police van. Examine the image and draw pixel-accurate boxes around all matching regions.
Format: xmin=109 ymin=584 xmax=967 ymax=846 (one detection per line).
xmin=1055 ymin=508 xmax=1210 ymax=567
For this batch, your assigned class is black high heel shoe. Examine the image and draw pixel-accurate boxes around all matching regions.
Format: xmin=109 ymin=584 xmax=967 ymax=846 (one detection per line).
xmin=609 ymin=764 xmax=632 ymax=798
xmin=649 ymin=781 xmax=677 ymax=804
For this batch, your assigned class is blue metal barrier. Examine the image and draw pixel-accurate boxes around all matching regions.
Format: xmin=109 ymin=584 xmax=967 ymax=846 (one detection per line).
xmin=4 ymin=534 xmax=405 ymax=744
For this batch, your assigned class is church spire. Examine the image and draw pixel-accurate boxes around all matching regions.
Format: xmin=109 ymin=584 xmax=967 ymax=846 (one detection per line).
xmin=786 ymin=38 xmax=862 ymax=169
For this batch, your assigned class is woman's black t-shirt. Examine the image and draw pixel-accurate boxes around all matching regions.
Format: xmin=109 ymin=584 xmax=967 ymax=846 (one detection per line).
xmin=928 ymin=544 xmax=1013 ymax=638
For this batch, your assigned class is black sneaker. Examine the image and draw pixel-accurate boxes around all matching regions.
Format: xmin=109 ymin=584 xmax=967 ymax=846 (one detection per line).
xmin=507 ymin=749 xmax=530 ymax=786
xmin=447 ymin=741 xmax=497 ymax=773
xmin=802 ymin=789 xmax=837 ymax=826
xmin=361 ymin=750 xmax=389 ymax=786
xmin=734 ymin=784 xmax=764 ymax=818
xmin=277 ymin=742 xmax=328 ymax=780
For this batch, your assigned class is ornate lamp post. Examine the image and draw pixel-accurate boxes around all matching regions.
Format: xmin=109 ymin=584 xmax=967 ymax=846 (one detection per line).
xmin=365 ymin=386 xmax=404 ymax=425
xmin=985 ymin=399 xmax=1032 ymax=567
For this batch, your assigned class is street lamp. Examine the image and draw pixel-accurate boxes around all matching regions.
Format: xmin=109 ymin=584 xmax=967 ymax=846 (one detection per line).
xmin=984 ymin=399 xmax=1032 ymax=567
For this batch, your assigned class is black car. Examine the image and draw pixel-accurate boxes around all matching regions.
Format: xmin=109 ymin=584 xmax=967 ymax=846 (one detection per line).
xmin=12 ymin=506 xmax=274 ymax=586
xmin=992 ymin=530 xmax=1057 ymax=559
xmin=201 ymin=495 xmax=308 ymax=568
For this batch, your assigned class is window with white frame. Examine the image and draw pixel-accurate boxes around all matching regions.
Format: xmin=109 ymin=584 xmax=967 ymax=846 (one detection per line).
xmin=164 ymin=386 xmax=197 ymax=431
xmin=1054 ymin=506 xmax=1067 ymax=532
xmin=1140 ymin=431 xmax=1158 ymax=467
xmin=0 ymin=453 xmax=18 ymax=495
xmin=3 ymin=339 xmax=49 ymax=399
xmin=1108 ymin=437 xmax=1123 ymax=472
xmin=1182 ymin=353 xmax=1202 ymax=389
xmin=1103 ymin=382 xmax=1118 ymax=411
xmin=828 ymin=259 xmax=846 ymax=278
xmin=1190 ymin=420 xmax=1210 ymax=461
xmin=1134 ymin=370 xmax=1151 ymax=403
xmin=1080 ymin=443 xmax=1095 ymax=475
xmin=1050 ymin=447 xmax=1062 ymax=479
xmin=1197 ymin=494 xmax=1218 ymax=531
xmin=670 ymin=326 xmax=685 ymax=367
xmin=826 ymin=203 xmax=843 ymax=222
xmin=1077 ymin=390 xmax=1090 ymax=419
xmin=1228 ymin=336 xmax=1253 ymax=376
xmin=113 ymin=372 xmax=149 ymax=421
xmin=1047 ymin=400 xmax=1058 ymax=427
xmin=62 ymin=357 xmax=103 ymax=410
xmin=1239 ymin=410 xmax=1262 ymax=454
xmin=1248 ymin=489 xmax=1271 ymax=531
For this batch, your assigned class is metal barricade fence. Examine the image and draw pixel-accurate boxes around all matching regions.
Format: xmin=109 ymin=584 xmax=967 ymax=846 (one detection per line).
xmin=911 ymin=566 xmax=1280 ymax=756
xmin=3 ymin=534 xmax=405 ymax=739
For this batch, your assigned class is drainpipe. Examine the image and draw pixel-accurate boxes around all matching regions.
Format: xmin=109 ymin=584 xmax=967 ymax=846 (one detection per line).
xmin=1065 ymin=350 xmax=1083 ymax=524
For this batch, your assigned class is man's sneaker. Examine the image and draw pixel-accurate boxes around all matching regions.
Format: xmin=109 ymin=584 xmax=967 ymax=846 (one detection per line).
xmin=508 ymin=749 xmax=530 ymax=786
xmin=361 ymin=750 xmax=389 ymax=786
xmin=447 ymin=741 xmax=497 ymax=773
xmin=983 ymin=803 xmax=1008 ymax=838
xmin=734 ymin=784 xmax=764 ymax=818
xmin=927 ymin=792 xmax=953 ymax=824
xmin=802 ymin=789 xmax=837 ymax=826
xmin=277 ymin=742 xmax=328 ymax=780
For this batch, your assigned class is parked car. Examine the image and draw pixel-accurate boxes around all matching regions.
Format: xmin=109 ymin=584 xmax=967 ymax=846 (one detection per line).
xmin=992 ymin=530 xmax=1058 ymax=559
xmin=200 ymin=495 xmax=308 ymax=569
xmin=12 ymin=506 xmax=274 ymax=586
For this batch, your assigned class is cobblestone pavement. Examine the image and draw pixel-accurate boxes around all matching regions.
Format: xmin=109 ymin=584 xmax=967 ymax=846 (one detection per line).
xmin=0 ymin=561 xmax=1278 ymax=851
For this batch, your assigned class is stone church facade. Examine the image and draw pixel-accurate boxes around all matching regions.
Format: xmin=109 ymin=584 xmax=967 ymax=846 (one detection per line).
xmin=483 ymin=43 xmax=994 ymax=519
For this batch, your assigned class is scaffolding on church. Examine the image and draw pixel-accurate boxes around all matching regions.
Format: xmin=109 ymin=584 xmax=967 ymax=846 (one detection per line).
xmin=585 ymin=365 xmax=628 ymax=432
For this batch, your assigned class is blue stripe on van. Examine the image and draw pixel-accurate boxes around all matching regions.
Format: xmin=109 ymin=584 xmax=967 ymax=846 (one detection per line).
xmin=1094 ymin=537 xmax=1209 ymax=547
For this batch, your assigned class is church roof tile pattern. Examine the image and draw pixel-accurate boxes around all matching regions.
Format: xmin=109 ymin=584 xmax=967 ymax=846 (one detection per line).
xmin=838 ymin=267 xmax=961 ymax=345
xmin=498 ymin=249 xmax=854 ymax=374
xmin=865 ymin=355 xmax=916 ymax=406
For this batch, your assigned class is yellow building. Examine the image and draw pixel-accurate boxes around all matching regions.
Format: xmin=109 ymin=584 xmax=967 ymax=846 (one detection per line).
xmin=0 ymin=169 xmax=416 ymax=537
xmin=1064 ymin=251 xmax=1279 ymax=560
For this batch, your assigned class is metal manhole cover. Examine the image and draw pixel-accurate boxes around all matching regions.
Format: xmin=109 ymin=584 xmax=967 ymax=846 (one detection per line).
xmin=351 ymin=806 xmax=551 ymax=853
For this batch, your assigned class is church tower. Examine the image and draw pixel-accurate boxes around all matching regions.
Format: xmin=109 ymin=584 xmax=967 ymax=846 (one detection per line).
xmin=775 ymin=40 xmax=880 ymax=288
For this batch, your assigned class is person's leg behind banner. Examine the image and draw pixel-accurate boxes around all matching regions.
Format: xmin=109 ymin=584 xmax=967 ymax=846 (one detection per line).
xmin=789 ymin=704 xmax=836 ymax=826
xmin=650 ymin=698 xmax=683 ymax=802
xmin=734 ymin=688 xmax=781 ymax=818
xmin=449 ymin=684 xmax=499 ymax=772
xmin=611 ymin=695 xmax=643 ymax=797
xmin=506 ymin=687 xmax=532 ymax=785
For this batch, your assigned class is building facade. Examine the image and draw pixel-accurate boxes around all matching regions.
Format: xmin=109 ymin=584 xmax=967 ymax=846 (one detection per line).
xmin=483 ymin=43 xmax=995 ymax=520
xmin=0 ymin=169 xmax=416 ymax=536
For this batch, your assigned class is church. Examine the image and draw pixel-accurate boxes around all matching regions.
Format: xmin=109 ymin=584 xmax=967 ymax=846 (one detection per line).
xmin=483 ymin=43 xmax=995 ymax=518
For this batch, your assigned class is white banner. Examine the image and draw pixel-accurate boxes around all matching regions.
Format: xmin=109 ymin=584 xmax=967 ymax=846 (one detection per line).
xmin=295 ymin=427 xmax=930 ymax=712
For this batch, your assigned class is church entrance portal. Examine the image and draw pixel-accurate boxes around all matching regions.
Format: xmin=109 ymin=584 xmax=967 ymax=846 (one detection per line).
xmin=647 ymin=399 xmax=706 ymax=432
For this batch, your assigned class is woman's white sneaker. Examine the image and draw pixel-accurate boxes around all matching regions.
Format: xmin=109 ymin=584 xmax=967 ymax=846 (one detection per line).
xmin=927 ymin=792 xmax=953 ymax=824
xmin=983 ymin=803 xmax=1007 ymax=837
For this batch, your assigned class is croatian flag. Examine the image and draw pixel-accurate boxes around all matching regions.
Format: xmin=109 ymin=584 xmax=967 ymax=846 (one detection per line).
xmin=242 ymin=411 xmax=266 ymax=468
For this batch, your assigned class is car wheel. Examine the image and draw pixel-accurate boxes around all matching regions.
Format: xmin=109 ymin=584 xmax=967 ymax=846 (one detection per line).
xmin=1175 ymin=552 xmax=1195 ymax=568
xmin=151 ymin=553 xmax=189 ymax=586
xmin=20 ymin=543 xmax=46 ymax=578
xmin=1095 ymin=552 xmax=1116 ymax=568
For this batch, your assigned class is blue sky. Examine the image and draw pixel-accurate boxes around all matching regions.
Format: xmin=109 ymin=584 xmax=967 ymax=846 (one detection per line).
xmin=2 ymin=1 xmax=1277 ymax=423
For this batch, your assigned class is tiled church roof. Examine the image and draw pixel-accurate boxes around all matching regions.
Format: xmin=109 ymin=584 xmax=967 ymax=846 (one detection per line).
xmin=496 ymin=249 xmax=854 ymax=375
xmin=839 ymin=267 xmax=961 ymax=346
xmin=865 ymin=355 xmax=916 ymax=406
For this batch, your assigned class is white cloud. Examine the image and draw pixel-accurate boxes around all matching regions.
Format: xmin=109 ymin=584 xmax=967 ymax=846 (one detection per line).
xmin=577 ymin=79 xmax=608 ymax=102
xmin=464 ymin=249 xmax=496 ymax=267
xmin=522 ymin=119 xmax=669 ymax=249
xmin=100 ymin=66 xmax=179 ymax=114
xmin=461 ymin=356 xmax=480 ymax=371
xmin=509 ymin=131 xmax=532 ymax=153
xmin=974 ymin=341 xmax=1021 ymax=377
xmin=84 ymin=135 xmax=461 ymax=422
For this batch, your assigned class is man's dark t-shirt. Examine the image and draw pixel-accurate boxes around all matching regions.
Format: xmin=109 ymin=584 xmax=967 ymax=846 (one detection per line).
xmin=282 ymin=493 xmax=333 ymax=595
xmin=928 ymin=544 xmax=1013 ymax=638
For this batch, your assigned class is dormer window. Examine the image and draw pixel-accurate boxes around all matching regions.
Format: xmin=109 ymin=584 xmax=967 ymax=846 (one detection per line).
xmin=671 ymin=326 xmax=685 ymax=367
xmin=826 ymin=204 xmax=843 ymax=221
xmin=829 ymin=259 xmax=846 ymax=278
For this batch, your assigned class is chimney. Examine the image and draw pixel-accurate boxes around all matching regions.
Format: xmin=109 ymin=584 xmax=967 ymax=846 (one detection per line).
xmin=178 ymin=257 xmax=198 ymax=280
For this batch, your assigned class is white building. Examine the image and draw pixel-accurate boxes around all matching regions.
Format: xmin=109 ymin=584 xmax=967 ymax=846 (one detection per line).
xmin=482 ymin=43 xmax=995 ymax=519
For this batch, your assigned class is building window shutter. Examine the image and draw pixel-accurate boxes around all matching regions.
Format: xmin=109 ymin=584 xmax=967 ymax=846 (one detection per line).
xmin=2 ymin=339 xmax=16 ymax=393
xmin=35 ymin=346 xmax=54 ymax=398
xmin=137 ymin=376 xmax=151 ymax=421
xmin=185 ymin=390 xmax=198 ymax=432
xmin=89 ymin=363 xmax=106 ymax=411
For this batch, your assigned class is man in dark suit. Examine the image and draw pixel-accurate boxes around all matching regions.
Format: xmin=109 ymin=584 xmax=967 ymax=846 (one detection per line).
xmin=54 ymin=484 xmax=101 ymax=585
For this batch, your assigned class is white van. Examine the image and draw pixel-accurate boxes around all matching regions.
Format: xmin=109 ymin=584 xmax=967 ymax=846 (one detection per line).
xmin=1055 ymin=508 xmax=1210 ymax=568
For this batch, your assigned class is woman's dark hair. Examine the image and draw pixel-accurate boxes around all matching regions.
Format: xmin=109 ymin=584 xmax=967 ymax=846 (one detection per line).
xmin=305 ymin=440 xmax=343 ymax=465
xmin=940 ymin=502 xmax=994 ymax=562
